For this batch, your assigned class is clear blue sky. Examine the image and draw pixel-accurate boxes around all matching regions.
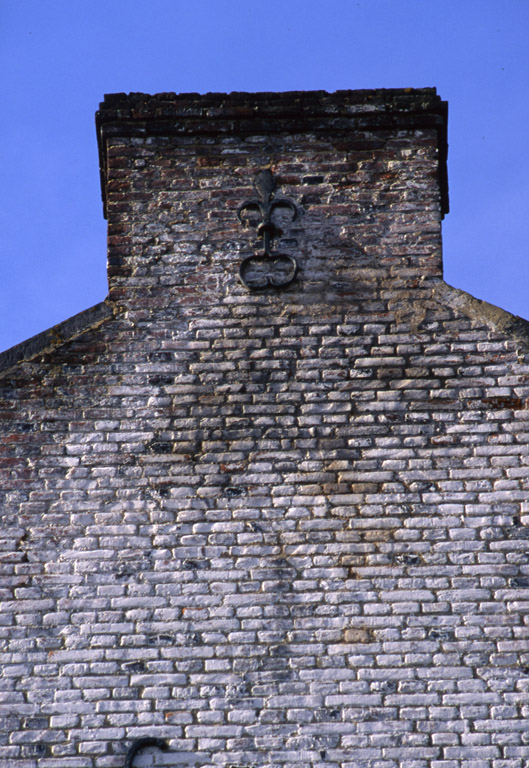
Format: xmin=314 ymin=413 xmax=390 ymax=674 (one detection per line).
xmin=1 ymin=0 xmax=528 ymax=353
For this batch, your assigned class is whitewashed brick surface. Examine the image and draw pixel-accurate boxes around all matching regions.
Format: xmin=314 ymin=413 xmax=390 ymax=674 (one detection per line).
xmin=2 ymin=90 xmax=529 ymax=768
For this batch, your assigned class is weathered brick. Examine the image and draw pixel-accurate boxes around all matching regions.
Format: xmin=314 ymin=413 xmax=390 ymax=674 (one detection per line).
xmin=1 ymin=87 xmax=529 ymax=767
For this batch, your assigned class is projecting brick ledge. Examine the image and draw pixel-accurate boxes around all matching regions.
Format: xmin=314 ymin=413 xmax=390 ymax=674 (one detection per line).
xmin=98 ymin=87 xmax=445 ymax=117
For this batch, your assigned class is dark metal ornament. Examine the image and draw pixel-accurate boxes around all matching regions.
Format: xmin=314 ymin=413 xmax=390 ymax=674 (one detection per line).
xmin=237 ymin=170 xmax=298 ymax=290
xmin=124 ymin=737 xmax=168 ymax=767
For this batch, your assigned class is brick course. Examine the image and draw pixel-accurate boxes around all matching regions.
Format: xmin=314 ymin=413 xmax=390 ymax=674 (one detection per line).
xmin=1 ymin=89 xmax=529 ymax=768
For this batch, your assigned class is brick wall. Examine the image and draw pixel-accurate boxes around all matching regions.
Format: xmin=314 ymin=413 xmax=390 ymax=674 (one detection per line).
xmin=2 ymin=89 xmax=529 ymax=768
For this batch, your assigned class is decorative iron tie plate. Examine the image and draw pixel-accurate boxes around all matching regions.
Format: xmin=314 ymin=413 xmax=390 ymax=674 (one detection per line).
xmin=237 ymin=169 xmax=298 ymax=290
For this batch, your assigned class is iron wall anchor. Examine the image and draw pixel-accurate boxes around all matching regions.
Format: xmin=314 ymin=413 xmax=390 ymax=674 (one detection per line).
xmin=125 ymin=737 xmax=168 ymax=767
xmin=237 ymin=169 xmax=298 ymax=290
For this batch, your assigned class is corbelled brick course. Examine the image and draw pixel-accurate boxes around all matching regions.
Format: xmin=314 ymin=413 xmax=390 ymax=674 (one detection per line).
xmin=1 ymin=89 xmax=529 ymax=768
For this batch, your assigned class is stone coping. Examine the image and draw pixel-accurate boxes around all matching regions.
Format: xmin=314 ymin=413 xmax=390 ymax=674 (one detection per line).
xmin=0 ymin=300 xmax=114 ymax=377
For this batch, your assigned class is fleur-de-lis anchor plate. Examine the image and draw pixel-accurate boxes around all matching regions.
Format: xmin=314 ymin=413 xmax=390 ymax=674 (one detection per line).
xmin=237 ymin=170 xmax=298 ymax=290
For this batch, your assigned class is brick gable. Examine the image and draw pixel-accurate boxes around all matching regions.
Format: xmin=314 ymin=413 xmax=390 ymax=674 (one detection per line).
xmin=2 ymin=89 xmax=529 ymax=768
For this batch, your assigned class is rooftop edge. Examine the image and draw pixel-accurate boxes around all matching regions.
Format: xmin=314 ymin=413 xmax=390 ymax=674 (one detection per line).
xmin=95 ymin=87 xmax=448 ymax=219
xmin=0 ymin=301 xmax=114 ymax=378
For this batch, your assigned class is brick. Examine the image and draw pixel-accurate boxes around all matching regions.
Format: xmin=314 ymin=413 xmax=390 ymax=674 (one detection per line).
xmin=1 ymin=87 xmax=529 ymax=767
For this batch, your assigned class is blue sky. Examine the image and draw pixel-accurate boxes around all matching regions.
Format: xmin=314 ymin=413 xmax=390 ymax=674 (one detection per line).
xmin=1 ymin=0 xmax=528 ymax=353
